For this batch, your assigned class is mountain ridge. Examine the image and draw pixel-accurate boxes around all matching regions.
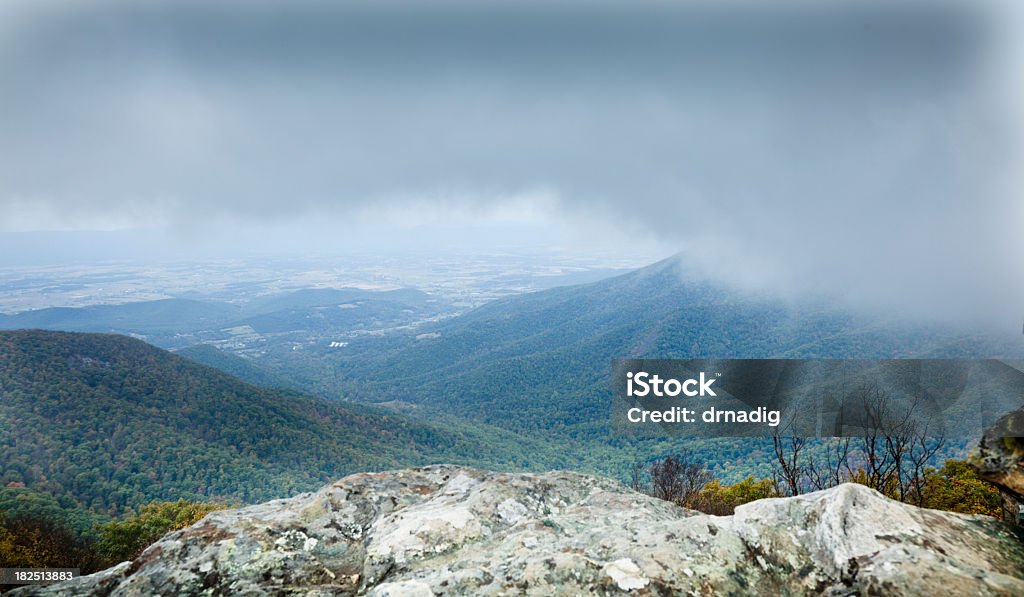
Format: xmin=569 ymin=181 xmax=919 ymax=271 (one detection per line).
xmin=330 ymin=256 xmax=1021 ymax=438
xmin=0 ymin=330 xmax=572 ymax=515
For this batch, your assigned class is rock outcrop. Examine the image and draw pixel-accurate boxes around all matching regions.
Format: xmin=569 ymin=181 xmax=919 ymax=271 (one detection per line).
xmin=972 ymin=408 xmax=1024 ymax=503
xmin=16 ymin=466 xmax=1024 ymax=596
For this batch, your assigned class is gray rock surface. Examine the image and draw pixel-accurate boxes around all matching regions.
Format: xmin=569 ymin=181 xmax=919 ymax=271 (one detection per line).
xmin=972 ymin=408 xmax=1024 ymax=502
xmin=15 ymin=466 xmax=1024 ymax=596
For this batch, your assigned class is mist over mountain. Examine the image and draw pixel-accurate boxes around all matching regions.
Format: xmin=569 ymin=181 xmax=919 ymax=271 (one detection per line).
xmin=329 ymin=256 xmax=1023 ymax=438
xmin=2 ymin=1 xmax=1021 ymax=322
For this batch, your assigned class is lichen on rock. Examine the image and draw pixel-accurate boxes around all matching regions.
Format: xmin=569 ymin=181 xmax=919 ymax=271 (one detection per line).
xmin=14 ymin=465 xmax=1024 ymax=596
xmin=972 ymin=408 xmax=1024 ymax=502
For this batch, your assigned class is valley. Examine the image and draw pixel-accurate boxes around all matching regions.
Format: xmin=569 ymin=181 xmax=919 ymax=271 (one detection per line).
xmin=1 ymin=253 xmax=1020 ymax=537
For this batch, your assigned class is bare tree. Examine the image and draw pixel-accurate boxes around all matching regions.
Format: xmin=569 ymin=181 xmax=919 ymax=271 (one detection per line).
xmin=769 ymin=410 xmax=815 ymax=496
xmin=839 ymin=382 xmax=954 ymax=506
xmin=771 ymin=422 xmax=807 ymax=496
xmin=639 ymin=384 xmax=950 ymax=509
xmin=904 ymin=415 xmax=945 ymax=507
xmin=681 ymin=460 xmax=713 ymax=507
xmin=628 ymin=460 xmax=648 ymax=494
xmin=774 ymin=384 xmax=943 ymax=501
xmin=852 ymin=383 xmax=905 ymax=494
xmin=648 ymin=453 xmax=711 ymax=508
xmin=807 ymin=437 xmax=852 ymax=491
xmin=885 ymin=391 xmax=930 ymax=501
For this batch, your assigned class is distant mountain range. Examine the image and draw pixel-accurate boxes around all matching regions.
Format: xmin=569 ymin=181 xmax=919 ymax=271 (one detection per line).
xmin=0 ymin=298 xmax=238 ymax=335
xmin=328 ymin=256 xmax=1023 ymax=438
xmin=0 ymin=330 xmax=572 ymax=516
xmin=0 ymin=288 xmax=452 ymax=349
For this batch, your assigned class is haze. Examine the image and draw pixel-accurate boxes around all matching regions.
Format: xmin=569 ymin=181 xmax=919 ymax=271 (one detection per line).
xmin=0 ymin=0 xmax=1021 ymax=324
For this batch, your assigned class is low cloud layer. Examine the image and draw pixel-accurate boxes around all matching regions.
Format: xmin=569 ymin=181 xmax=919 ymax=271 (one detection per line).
xmin=1 ymin=1 xmax=1021 ymax=322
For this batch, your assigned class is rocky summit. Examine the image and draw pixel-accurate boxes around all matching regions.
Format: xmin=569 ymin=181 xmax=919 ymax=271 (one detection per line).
xmin=16 ymin=466 xmax=1024 ymax=596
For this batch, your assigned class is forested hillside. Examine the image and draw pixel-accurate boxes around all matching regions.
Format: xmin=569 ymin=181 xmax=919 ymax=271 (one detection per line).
xmin=0 ymin=330 xmax=571 ymax=517
xmin=329 ymin=256 xmax=1020 ymax=438
xmin=174 ymin=343 xmax=294 ymax=389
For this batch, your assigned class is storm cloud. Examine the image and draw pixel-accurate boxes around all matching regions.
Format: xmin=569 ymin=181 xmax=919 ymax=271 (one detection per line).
xmin=0 ymin=1 xmax=1021 ymax=321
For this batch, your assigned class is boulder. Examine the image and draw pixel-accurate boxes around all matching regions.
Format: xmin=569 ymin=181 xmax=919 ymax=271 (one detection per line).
xmin=972 ymin=409 xmax=1024 ymax=503
xmin=15 ymin=466 xmax=1024 ymax=596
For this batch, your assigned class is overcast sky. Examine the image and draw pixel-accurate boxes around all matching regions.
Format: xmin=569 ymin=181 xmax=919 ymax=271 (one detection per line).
xmin=1 ymin=1 xmax=1022 ymax=322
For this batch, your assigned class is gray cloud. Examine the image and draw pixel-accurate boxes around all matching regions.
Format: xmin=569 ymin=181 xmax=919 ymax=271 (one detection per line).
xmin=0 ymin=1 xmax=1020 ymax=322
